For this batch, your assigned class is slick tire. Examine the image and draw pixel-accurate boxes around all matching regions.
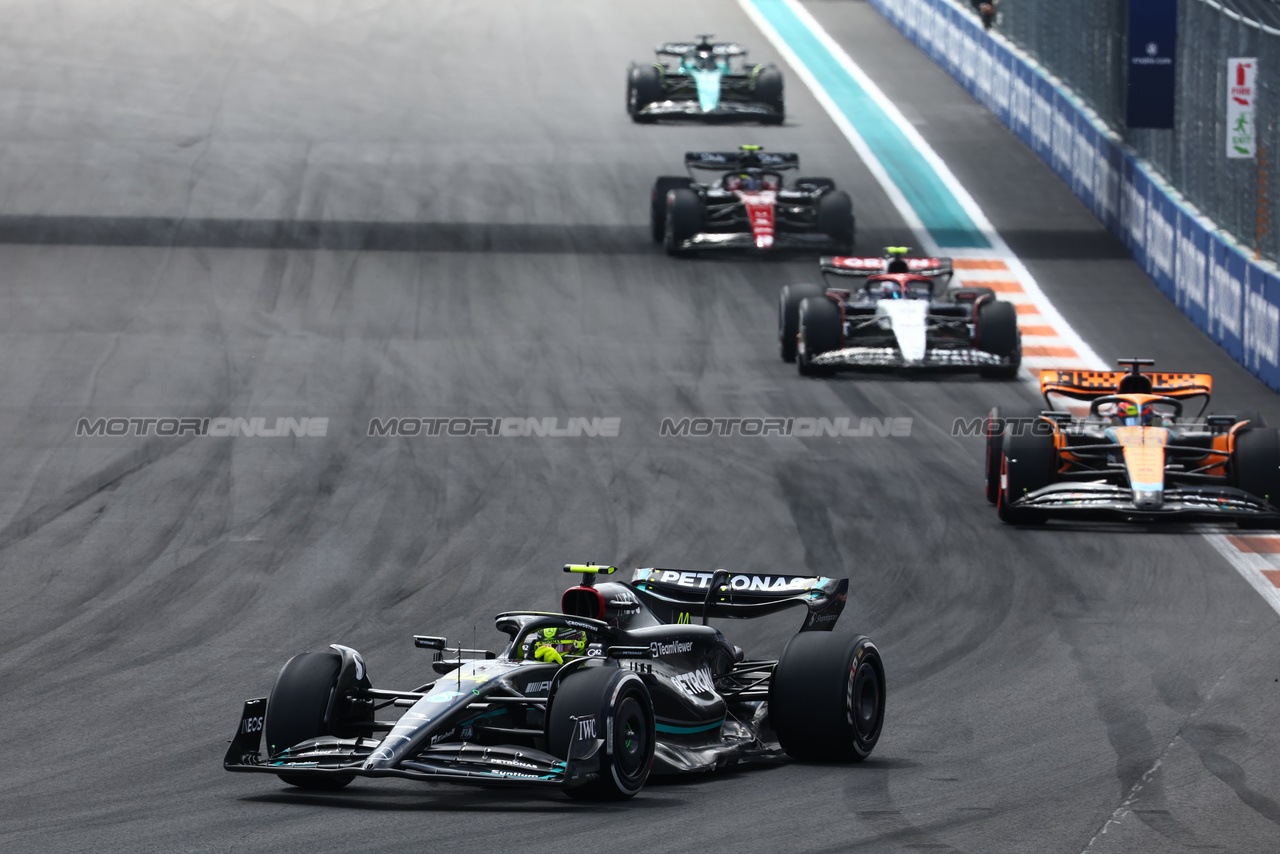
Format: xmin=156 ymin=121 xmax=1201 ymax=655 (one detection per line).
xmin=1234 ymin=428 xmax=1280 ymax=527
xmin=752 ymin=64 xmax=784 ymax=123
xmin=265 ymin=652 xmax=355 ymax=790
xmin=976 ymin=300 xmax=1021 ymax=379
xmin=651 ymin=176 xmax=693 ymax=244
xmin=548 ymin=666 xmax=655 ymax=800
xmin=797 ymin=295 xmax=842 ymax=376
xmin=628 ymin=63 xmax=663 ymax=122
xmin=771 ymin=633 xmax=885 ymax=761
xmin=997 ymin=427 xmax=1055 ymax=525
xmin=779 ymin=283 xmax=824 ymax=362
xmin=664 ymin=188 xmax=702 ymax=257
xmin=985 ymin=408 xmax=1040 ymax=504
xmin=817 ymin=190 xmax=855 ymax=255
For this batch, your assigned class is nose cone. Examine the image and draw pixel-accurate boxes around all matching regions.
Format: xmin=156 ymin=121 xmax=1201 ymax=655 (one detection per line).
xmin=1132 ymin=484 xmax=1165 ymax=510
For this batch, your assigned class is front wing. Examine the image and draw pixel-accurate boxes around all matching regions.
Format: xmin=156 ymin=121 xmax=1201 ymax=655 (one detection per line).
xmin=811 ymin=346 xmax=1011 ymax=370
xmin=1007 ymin=482 xmax=1280 ymax=522
xmin=637 ymin=99 xmax=782 ymax=120
xmin=223 ymin=698 xmax=602 ymax=788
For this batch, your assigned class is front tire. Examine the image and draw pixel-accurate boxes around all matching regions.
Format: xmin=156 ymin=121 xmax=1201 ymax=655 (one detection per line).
xmin=779 ymin=283 xmax=824 ymax=362
xmin=752 ymin=64 xmax=784 ymax=123
xmin=664 ymin=188 xmax=702 ymax=257
xmin=651 ymin=176 xmax=693 ymax=244
xmin=547 ymin=666 xmax=655 ymax=800
xmin=797 ymin=295 xmax=842 ymax=376
xmin=771 ymin=633 xmax=885 ymax=761
xmin=265 ymin=652 xmax=354 ymax=790
xmin=1234 ymin=428 xmax=1280 ymax=527
xmin=997 ymin=426 xmax=1055 ymax=525
xmin=628 ymin=63 xmax=663 ymax=121
xmin=985 ymin=409 xmax=1039 ymax=504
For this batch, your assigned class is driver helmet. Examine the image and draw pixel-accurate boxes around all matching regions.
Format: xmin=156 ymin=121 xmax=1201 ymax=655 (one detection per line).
xmin=737 ymin=173 xmax=763 ymax=191
xmin=884 ymin=247 xmax=911 ymax=274
xmin=695 ymin=51 xmax=717 ymax=70
xmin=530 ymin=627 xmax=585 ymax=665
xmin=879 ymin=280 xmax=908 ymax=299
xmin=1114 ymin=401 xmax=1158 ymax=427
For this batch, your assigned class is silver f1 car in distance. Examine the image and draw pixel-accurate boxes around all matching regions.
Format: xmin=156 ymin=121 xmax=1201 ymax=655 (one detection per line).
xmin=224 ymin=564 xmax=886 ymax=801
xmin=778 ymin=248 xmax=1021 ymax=377
xmin=652 ymin=146 xmax=855 ymax=256
xmin=627 ymin=35 xmax=784 ymax=123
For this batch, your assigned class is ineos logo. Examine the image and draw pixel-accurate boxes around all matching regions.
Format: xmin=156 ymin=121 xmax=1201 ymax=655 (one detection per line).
xmin=241 ymin=716 xmax=264 ymax=734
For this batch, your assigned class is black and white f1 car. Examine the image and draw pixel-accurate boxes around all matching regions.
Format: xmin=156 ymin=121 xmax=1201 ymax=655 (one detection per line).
xmin=224 ymin=564 xmax=886 ymax=801
xmin=778 ymin=248 xmax=1021 ymax=377
xmin=627 ymin=36 xmax=784 ymax=123
xmin=652 ymin=146 xmax=855 ymax=256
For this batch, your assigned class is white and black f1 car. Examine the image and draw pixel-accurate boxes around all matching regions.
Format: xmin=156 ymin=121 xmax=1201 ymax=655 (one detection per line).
xmin=778 ymin=249 xmax=1021 ymax=377
xmin=224 ymin=564 xmax=886 ymax=801
xmin=627 ymin=36 xmax=783 ymax=123
xmin=652 ymin=146 xmax=855 ymax=256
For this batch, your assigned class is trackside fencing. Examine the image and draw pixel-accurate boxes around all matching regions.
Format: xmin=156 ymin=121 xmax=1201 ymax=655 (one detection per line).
xmin=868 ymin=0 xmax=1280 ymax=394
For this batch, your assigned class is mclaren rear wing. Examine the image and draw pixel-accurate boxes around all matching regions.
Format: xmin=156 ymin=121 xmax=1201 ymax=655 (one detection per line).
xmin=1040 ymin=368 xmax=1213 ymax=409
xmin=819 ymin=255 xmax=953 ymax=279
xmin=629 ymin=567 xmax=847 ymax=632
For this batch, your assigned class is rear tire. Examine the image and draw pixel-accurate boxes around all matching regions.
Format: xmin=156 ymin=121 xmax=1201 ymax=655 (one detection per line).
xmin=265 ymin=652 xmax=355 ymax=790
xmin=997 ymin=427 xmax=1055 ymax=525
xmin=651 ymin=176 xmax=692 ymax=244
xmin=547 ymin=666 xmax=655 ymax=800
xmin=1234 ymin=428 xmax=1280 ymax=525
xmin=779 ymin=283 xmax=824 ymax=362
xmin=817 ymin=190 xmax=855 ymax=255
xmin=771 ymin=633 xmax=885 ymax=761
xmin=628 ymin=63 xmax=663 ymax=121
xmin=976 ymin=300 xmax=1020 ymax=379
xmin=797 ymin=296 xmax=842 ymax=376
xmin=664 ymin=188 xmax=702 ymax=257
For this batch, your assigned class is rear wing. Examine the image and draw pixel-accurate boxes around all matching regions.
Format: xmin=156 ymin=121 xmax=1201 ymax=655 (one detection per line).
xmin=685 ymin=150 xmax=800 ymax=171
xmin=1040 ymin=369 xmax=1213 ymax=401
xmin=1040 ymin=367 xmax=1213 ymax=416
xmin=630 ymin=567 xmax=847 ymax=632
xmin=658 ymin=41 xmax=747 ymax=57
xmin=820 ymin=255 xmax=953 ymax=279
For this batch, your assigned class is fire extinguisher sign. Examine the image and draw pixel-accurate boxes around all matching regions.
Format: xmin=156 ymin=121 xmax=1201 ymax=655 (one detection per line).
xmin=1227 ymin=58 xmax=1257 ymax=159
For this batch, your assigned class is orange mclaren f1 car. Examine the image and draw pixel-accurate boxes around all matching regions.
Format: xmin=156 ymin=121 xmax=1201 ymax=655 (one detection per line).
xmin=984 ymin=359 xmax=1280 ymax=526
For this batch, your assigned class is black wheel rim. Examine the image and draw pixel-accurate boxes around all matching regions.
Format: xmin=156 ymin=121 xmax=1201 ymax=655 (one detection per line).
xmin=613 ymin=696 xmax=648 ymax=780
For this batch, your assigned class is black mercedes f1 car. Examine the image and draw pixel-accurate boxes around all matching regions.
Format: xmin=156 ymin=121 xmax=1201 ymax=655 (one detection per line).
xmin=224 ymin=564 xmax=886 ymax=800
xmin=627 ymin=36 xmax=784 ymax=123
xmin=652 ymin=146 xmax=855 ymax=256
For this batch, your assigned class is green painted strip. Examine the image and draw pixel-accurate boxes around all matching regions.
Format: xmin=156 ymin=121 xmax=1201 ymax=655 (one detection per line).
xmin=748 ymin=0 xmax=990 ymax=248
xmin=655 ymin=718 xmax=726 ymax=734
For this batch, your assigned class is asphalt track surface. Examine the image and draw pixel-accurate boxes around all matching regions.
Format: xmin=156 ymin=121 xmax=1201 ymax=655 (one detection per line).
xmin=0 ymin=1 xmax=1278 ymax=852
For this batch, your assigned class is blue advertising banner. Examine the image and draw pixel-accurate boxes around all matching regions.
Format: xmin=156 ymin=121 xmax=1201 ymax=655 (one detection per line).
xmin=1126 ymin=0 xmax=1177 ymax=129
